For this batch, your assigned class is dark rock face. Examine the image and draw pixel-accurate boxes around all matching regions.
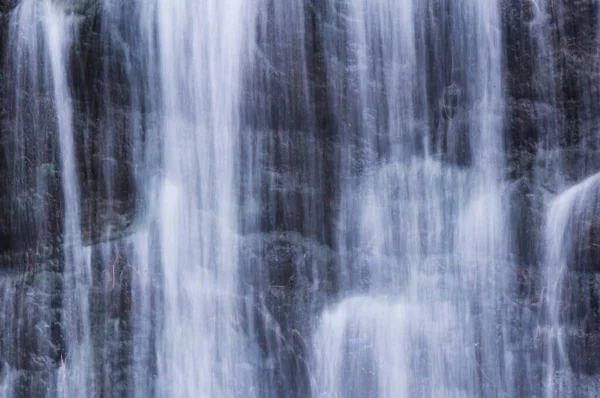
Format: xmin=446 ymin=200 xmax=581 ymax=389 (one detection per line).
xmin=0 ymin=0 xmax=138 ymax=259
xmin=0 ymin=240 xmax=140 ymax=397
xmin=561 ymin=273 xmax=600 ymax=375
xmin=240 ymin=232 xmax=335 ymax=397
xmin=0 ymin=257 xmax=64 ymax=397
xmin=0 ymin=267 xmax=64 ymax=372
xmin=502 ymin=0 xmax=600 ymax=382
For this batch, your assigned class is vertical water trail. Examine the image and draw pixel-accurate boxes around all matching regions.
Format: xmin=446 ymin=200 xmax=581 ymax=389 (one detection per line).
xmin=2 ymin=1 xmax=92 ymax=396
xmin=543 ymin=184 xmax=575 ymax=397
xmin=455 ymin=0 xmax=512 ymax=393
xmin=42 ymin=4 xmax=93 ymax=396
xmin=0 ymin=279 xmax=20 ymax=396
xmin=247 ymin=0 xmax=327 ymax=239
xmin=528 ymin=0 xmax=561 ymax=147
xmin=530 ymin=0 xmax=599 ymax=183
xmin=1 ymin=1 xmax=56 ymax=394
xmin=542 ymin=172 xmax=600 ymax=397
xmin=138 ymin=1 xmax=259 ymax=396
xmin=527 ymin=0 xmax=567 ymax=195
xmin=95 ymin=1 xmax=164 ymax=394
xmin=324 ymin=0 xmax=422 ymax=292
xmin=240 ymin=2 xmax=337 ymax=393
xmin=528 ymin=2 xmax=600 ymax=392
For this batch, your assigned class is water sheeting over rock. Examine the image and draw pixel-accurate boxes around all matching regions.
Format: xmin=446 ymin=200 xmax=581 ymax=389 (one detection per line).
xmin=0 ymin=0 xmax=599 ymax=397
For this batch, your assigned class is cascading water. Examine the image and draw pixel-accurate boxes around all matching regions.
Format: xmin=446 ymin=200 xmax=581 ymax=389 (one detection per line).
xmin=145 ymin=0 xmax=258 ymax=396
xmin=312 ymin=0 xmax=512 ymax=396
xmin=1 ymin=0 xmax=600 ymax=397
xmin=1 ymin=1 xmax=92 ymax=395
xmin=1 ymin=0 xmax=262 ymax=396
xmin=542 ymin=172 xmax=600 ymax=397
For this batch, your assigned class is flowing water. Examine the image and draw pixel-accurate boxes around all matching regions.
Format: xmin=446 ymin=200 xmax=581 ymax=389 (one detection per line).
xmin=1 ymin=0 xmax=599 ymax=397
xmin=314 ymin=2 xmax=511 ymax=396
xmin=542 ymin=172 xmax=600 ymax=397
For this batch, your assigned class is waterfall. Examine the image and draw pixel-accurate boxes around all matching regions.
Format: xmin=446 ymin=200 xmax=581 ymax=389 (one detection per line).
xmin=312 ymin=1 xmax=512 ymax=396
xmin=1 ymin=0 xmax=600 ymax=397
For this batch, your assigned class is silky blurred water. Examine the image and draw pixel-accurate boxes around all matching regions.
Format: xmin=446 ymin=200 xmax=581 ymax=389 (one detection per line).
xmin=1 ymin=0 xmax=599 ymax=397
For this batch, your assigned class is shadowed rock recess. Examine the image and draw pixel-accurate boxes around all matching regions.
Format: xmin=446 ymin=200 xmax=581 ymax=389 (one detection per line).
xmin=0 ymin=0 xmax=600 ymax=396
